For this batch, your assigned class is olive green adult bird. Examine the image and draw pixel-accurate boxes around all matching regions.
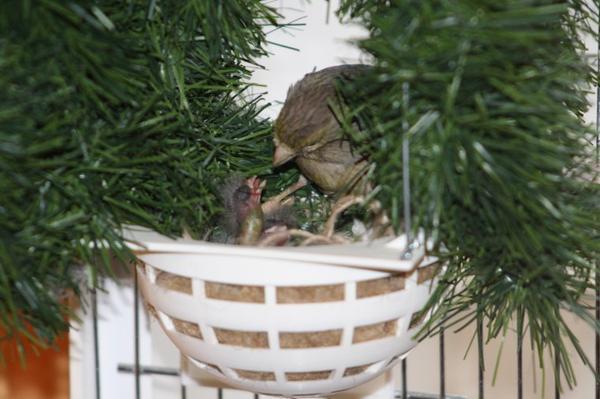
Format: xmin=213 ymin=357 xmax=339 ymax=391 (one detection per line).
xmin=273 ymin=64 xmax=370 ymax=195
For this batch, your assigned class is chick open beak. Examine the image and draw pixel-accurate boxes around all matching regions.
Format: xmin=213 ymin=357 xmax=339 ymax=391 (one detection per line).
xmin=273 ymin=144 xmax=296 ymax=167
xmin=247 ymin=176 xmax=263 ymax=195
xmin=245 ymin=176 xmax=263 ymax=207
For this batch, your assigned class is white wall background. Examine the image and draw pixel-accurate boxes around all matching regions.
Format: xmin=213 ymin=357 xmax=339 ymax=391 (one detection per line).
xmin=70 ymin=1 xmax=599 ymax=398
xmin=248 ymin=0 xmax=368 ymax=120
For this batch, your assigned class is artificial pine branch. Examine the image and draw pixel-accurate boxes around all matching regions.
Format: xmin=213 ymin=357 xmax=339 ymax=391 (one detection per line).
xmin=338 ymin=0 xmax=600 ymax=387
xmin=2 ymin=2 xmax=598 ymax=390
xmin=0 ymin=1 xmax=280 ymax=354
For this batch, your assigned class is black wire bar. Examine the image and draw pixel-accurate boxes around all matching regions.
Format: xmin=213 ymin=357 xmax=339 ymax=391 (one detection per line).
xmin=134 ymin=265 xmax=141 ymax=399
xmin=402 ymin=359 xmax=408 ymax=399
xmin=92 ymin=288 xmax=101 ymax=399
xmin=596 ymin=274 xmax=599 ymax=399
xmin=477 ymin=315 xmax=484 ymax=399
xmin=517 ymin=315 xmax=523 ymax=399
xmin=118 ymin=364 xmax=180 ymax=376
xmin=394 ymin=392 xmax=465 ymax=399
xmin=440 ymin=328 xmax=446 ymax=399
xmin=400 ymin=80 xmax=411 ymax=399
xmin=594 ymin=14 xmax=600 ymax=399
xmin=555 ymin=350 xmax=560 ymax=399
xmin=401 ymin=83 xmax=412 ymax=247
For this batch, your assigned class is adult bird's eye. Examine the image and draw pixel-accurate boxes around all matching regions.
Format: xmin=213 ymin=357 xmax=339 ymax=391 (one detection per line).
xmin=234 ymin=185 xmax=251 ymax=202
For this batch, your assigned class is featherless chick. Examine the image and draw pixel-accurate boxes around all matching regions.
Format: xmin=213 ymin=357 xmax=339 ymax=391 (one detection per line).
xmin=220 ymin=175 xmax=306 ymax=245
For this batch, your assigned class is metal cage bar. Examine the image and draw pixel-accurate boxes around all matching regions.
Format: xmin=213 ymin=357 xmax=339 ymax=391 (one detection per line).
xmin=517 ymin=314 xmax=523 ymax=399
xmin=401 ymin=359 xmax=408 ymax=399
xmin=401 ymin=81 xmax=412 ymax=245
xmin=134 ymin=266 xmax=141 ymax=399
xmin=401 ymin=80 xmax=411 ymax=399
xmin=594 ymin=13 xmax=600 ymax=399
xmin=92 ymin=288 xmax=101 ymax=399
xmin=440 ymin=329 xmax=446 ymax=398
xmin=555 ymin=351 xmax=560 ymax=399
xmin=477 ymin=316 xmax=484 ymax=399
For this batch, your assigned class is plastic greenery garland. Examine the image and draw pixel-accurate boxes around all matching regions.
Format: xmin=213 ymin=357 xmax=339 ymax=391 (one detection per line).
xmin=1 ymin=0 xmax=599 ymax=390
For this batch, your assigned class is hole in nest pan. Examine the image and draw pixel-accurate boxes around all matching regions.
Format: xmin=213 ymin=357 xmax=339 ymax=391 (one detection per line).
xmin=155 ymin=271 xmax=193 ymax=295
xmin=205 ymin=281 xmax=265 ymax=303
xmin=234 ymin=369 xmax=276 ymax=381
xmin=171 ymin=317 xmax=203 ymax=339
xmin=386 ymin=354 xmax=402 ymax=367
xmin=356 ymin=274 xmax=406 ymax=298
xmin=189 ymin=357 xmax=222 ymax=374
xmin=279 ymin=329 xmax=343 ymax=348
xmin=409 ymin=311 xmax=427 ymax=330
xmin=352 ymin=319 xmax=397 ymax=344
xmin=154 ymin=310 xmax=174 ymax=330
xmin=277 ymin=284 xmax=344 ymax=303
xmin=343 ymin=363 xmax=374 ymax=377
xmin=285 ymin=370 xmax=333 ymax=381
xmin=214 ymin=327 xmax=269 ymax=348
xmin=417 ymin=262 xmax=440 ymax=284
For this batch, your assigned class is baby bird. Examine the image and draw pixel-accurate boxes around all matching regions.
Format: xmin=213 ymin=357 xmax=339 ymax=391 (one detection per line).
xmin=273 ymin=64 xmax=370 ymax=195
xmin=220 ymin=175 xmax=306 ymax=245
xmin=221 ymin=175 xmax=265 ymax=245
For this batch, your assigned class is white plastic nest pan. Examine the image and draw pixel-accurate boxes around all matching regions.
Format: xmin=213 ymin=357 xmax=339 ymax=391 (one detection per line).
xmin=125 ymin=227 xmax=440 ymax=398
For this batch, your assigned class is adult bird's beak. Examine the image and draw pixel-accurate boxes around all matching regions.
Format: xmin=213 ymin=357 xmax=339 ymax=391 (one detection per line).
xmin=273 ymin=144 xmax=296 ymax=167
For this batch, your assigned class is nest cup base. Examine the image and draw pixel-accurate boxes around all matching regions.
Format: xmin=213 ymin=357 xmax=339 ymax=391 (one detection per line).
xmin=134 ymin=247 xmax=439 ymax=397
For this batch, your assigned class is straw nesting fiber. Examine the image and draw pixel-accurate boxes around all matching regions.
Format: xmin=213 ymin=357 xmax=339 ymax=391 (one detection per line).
xmin=156 ymin=271 xmax=192 ymax=294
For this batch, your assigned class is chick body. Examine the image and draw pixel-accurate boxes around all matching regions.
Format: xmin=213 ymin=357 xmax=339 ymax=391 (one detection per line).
xmin=220 ymin=175 xmax=264 ymax=245
xmin=220 ymin=175 xmax=295 ymax=245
